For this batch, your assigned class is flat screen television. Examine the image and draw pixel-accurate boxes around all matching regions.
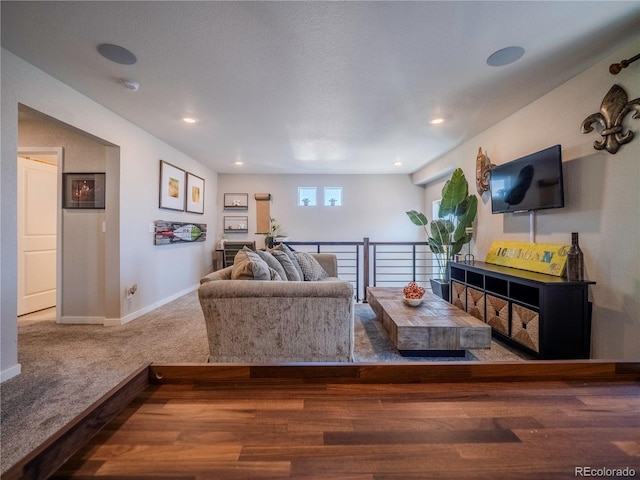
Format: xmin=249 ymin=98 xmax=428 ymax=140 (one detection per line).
xmin=490 ymin=144 xmax=564 ymax=213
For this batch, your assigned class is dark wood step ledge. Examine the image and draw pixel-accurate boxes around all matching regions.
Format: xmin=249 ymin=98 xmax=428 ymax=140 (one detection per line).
xmin=3 ymin=363 xmax=151 ymax=480
xmin=148 ymin=360 xmax=640 ymax=385
xmin=4 ymin=360 xmax=639 ymax=480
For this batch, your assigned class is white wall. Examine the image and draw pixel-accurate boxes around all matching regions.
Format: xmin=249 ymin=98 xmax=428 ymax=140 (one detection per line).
xmin=413 ymin=36 xmax=640 ymax=359
xmin=1 ymin=50 xmax=218 ymax=381
xmin=217 ymin=174 xmax=425 ymax=248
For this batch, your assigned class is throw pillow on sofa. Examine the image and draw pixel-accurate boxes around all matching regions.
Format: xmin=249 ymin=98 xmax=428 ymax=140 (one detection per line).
xmin=231 ymin=247 xmax=272 ymax=280
xmin=256 ymin=249 xmax=288 ymax=281
xmin=270 ymin=243 xmax=306 ymax=279
xmin=246 ymin=249 xmax=283 ymax=280
xmin=293 ymin=251 xmax=329 ymax=281
xmin=279 ymin=243 xmax=305 ymax=280
xmin=270 ymin=250 xmax=302 ymax=281
xmin=268 ymin=268 xmax=283 ymax=280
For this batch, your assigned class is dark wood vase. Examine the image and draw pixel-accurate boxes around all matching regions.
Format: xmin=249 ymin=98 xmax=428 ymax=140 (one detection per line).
xmin=430 ymin=278 xmax=450 ymax=302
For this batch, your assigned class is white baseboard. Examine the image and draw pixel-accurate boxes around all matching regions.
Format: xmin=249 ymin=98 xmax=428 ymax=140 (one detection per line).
xmin=106 ymin=284 xmax=199 ymax=326
xmin=1 ymin=363 xmax=22 ymax=383
xmin=58 ymin=316 xmax=105 ymax=325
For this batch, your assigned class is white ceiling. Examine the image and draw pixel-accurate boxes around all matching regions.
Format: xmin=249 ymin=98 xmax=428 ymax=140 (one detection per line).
xmin=2 ymin=1 xmax=639 ymax=175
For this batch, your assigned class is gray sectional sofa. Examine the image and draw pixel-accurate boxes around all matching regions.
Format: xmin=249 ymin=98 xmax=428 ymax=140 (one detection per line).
xmin=198 ymin=249 xmax=354 ymax=363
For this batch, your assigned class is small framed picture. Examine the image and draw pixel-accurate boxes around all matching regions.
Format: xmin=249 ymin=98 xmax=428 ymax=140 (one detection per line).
xmin=159 ymin=160 xmax=185 ymax=211
xmin=224 ymin=193 xmax=248 ymax=210
xmin=224 ymin=216 xmax=248 ymax=233
xmin=63 ymin=173 xmax=106 ymax=209
xmin=186 ymin=172 xmax=205 ymax=214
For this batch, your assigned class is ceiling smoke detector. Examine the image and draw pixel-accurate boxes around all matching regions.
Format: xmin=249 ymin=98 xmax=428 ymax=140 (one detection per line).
xmin=119 ymin=79 xmax=140 ymax=91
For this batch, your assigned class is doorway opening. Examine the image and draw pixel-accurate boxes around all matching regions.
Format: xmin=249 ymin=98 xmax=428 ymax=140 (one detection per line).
xmin=17 ymin=103 xmax=120 ymax=326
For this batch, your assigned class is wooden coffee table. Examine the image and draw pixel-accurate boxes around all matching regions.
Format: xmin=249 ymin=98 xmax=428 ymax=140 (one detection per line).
xmin=367 ymin=287 xmax=491 ymax=357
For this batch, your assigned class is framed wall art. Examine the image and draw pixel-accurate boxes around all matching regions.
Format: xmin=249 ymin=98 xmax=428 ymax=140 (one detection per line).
xmin=154 ymin=220 xmax=207 ymax=245
xmin=186 ymin=172 xmax=205 ymax=214
xmin=159 ymin=160 xmax=185 ymax=211
xmin=224 ymin=216 xmax=248 ymax=233
xmin=224 ymin=193 xmax=248 ymax=210
xmin=63 ymin=172 xmax=106 ymax=209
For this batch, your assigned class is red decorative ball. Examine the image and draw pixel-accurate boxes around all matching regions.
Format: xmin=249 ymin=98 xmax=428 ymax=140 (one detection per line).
xmin=403 ymin=281 xmax=425 ymax=299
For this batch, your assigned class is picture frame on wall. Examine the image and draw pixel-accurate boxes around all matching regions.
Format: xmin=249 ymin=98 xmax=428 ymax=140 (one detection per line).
xmin=223 ymin=193 xmax=248 ymax=210
xmin=154 ymin=220 xmax=207 ymax=245
xmin=63 ymin=172 xmax=106 ymax=209
xmin=186 ymin=173 xmax=205 ymax=214
xmin=159 ymin=160 xmax=185 ymax=211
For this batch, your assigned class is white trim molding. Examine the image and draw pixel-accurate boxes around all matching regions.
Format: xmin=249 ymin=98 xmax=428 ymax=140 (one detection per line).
xmin=1 ymin=364 xmax=22 ymax=383
xmin=107 ymin=284 xmax=200 ymax=326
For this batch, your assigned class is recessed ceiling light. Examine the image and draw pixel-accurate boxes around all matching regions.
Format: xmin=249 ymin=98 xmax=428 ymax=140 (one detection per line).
xmin=486 ymin=46 xmax=525 ymax=67
xmin=430 ymin=118 xmax=445 ymax=125
xmin=394 ymin=160 xmax=402 ymax=166
xmin=182 ymin=117 xmax=197 ymax=124
xmin=97 ymin=43 xmax=137 ymax=65
xmin=234 ymin=161 xmax=244 ymax=166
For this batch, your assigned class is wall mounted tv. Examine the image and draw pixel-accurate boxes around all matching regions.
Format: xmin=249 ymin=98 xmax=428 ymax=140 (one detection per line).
xmin=490 ymin=144 xmax=564 ymax=214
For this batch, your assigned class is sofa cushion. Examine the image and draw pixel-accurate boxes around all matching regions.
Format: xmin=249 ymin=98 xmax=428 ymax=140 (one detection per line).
xmin=256 ymin=249 xmax=288 ymax=281
xmin=231 ymin=247 xmax=271 ymax=280
xmin=270 ymin=250 xmax=302 ymax=281
xmin=293 ymin=251 xmax=329 ymax=281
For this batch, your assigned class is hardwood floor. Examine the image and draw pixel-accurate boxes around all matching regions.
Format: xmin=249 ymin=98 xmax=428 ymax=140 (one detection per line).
xmin=42 ymin=363 xmax=640 ymax=480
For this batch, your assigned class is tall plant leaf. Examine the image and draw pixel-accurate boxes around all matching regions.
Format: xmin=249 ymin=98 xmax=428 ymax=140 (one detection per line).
xmin=451 ymin=236 xmax=467 ymax=256
xmin=439 ymin=168 xmax=468 ymax=218
xmin=453 ymin=195 xmax=478 ymax=242
xmin=430 ymin=219 xmax=454 ymax=245
xmin=406 ymin=210 xmax=428 ymax=227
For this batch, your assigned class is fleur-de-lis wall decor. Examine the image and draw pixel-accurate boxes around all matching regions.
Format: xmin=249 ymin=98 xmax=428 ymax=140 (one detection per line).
xmin=581 ymin=84 xmax=640 ymax=154
xmin=475 ymin=147 xmax=494 ymax=195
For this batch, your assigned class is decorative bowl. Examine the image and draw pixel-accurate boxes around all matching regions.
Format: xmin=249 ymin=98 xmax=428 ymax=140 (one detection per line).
xmin=403 ymin=297 xmax=423 ymax=307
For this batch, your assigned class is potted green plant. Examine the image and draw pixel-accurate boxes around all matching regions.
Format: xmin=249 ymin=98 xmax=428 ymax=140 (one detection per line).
xmin=264 ymin=217 xmax=281 ymax=247
xmin=406 ymin=168 xmax=478 ymax=300
xmin=264 ymin=217 xmax=290 ymax=247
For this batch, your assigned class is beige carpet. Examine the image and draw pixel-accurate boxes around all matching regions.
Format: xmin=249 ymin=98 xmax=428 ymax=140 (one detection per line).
xmin=1 ymin=290 xmax=525 ymax=474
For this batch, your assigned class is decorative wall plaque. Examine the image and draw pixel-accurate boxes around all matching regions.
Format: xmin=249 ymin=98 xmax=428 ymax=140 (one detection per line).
xmin=154 ymin=221 xmax=206 ymax=245
xmin=475 ymin=147 xmax=494 ymax=195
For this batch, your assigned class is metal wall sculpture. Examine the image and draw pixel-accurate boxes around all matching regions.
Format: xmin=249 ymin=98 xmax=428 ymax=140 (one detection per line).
xmin=475 ymin=147 xmax=494 ymax=195
xmin=581 ymin=84 xmax=640 ymax=154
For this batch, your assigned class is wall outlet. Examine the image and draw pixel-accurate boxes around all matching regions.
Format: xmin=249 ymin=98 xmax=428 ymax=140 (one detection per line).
xmin=126 ymin=284 xmax=138 ymax=299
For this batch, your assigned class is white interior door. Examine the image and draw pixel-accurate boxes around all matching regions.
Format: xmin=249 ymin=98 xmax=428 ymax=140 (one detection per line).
xmin=17 ymin=156 xmax=58 ymax=315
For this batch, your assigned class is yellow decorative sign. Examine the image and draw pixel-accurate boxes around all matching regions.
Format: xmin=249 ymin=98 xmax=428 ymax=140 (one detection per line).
xmin=485 ymin=241 xmax=570 ymax=277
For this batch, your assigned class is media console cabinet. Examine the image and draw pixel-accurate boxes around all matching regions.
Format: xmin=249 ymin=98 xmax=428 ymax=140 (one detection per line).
xmin=450 ymin=261 xmax=594 ymax=359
